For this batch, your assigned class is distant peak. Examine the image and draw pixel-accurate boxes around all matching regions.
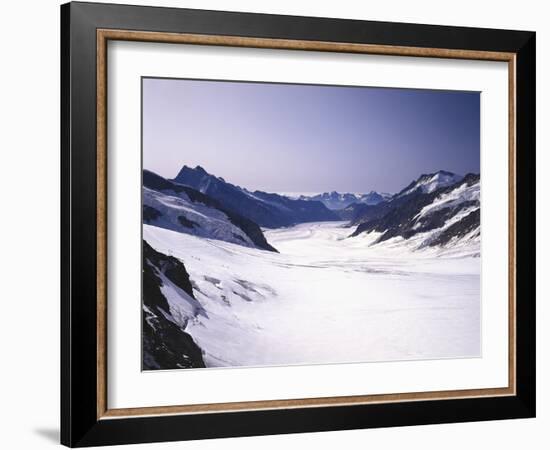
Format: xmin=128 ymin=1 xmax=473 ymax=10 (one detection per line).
xmin=417 ymin=170 xmax=459 ymax=181
xmin=176 ymin=164 xmax=211 ymax=176
xmin=434 ymin=169 xmax=458 ymax=177
xmin=177 ymin=164 xmax=209 ymax=174
xmin=397 ymin=170 xmax=463 ymax=197
xmin=174 ymin=164 xmax=214 ymax=185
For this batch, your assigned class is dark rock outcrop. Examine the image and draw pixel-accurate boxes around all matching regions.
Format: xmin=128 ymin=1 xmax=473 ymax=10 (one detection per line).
xmin=177 ymin=215 xmax=198 ymax=229
xmin=143 ymin=205 xmax=162 ymax=222
xmin=142 ymin=240 xmax=205 ymax=370
xmin=429 ymin=209 xmax=480 ymax=247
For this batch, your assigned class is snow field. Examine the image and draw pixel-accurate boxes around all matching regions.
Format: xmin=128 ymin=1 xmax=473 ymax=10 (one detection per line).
xmin=144 ymin=221 xmax=480 ymax=368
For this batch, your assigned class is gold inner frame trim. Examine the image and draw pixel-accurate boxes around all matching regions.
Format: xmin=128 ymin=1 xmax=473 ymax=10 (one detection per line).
xmin=96 ymin=28 xmax=517 ymax=420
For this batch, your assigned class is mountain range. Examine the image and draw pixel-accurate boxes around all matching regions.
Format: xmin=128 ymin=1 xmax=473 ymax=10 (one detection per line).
xmin=350 ymin=171 xmax=480 ymax=249
xmin=173 ymin=165 xmax=338 ymax=228
xmin=143 ymin=170 xmax=277 ymax=252
xmin=297 ymin=191 xmax=391 ymax=210
xmin=145 ymin=166 xmax=479 ymax=252
xmin=142 ymin=166 xmax=480 ymax=370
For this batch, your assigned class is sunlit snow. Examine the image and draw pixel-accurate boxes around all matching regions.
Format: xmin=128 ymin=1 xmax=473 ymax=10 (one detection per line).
xmin=399 ymin=171 xmax=463 ymax=197
xmin=144 ymin=220 xmax=480 ymax=369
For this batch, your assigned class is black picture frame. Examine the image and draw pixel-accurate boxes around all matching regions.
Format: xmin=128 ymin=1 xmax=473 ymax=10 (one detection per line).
xmin=61 ymin=1 xmax=536 ymax=447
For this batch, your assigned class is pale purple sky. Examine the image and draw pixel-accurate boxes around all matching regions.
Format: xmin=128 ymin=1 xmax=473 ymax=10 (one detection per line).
xmin=143 ymin=77 xmax=480 ymax=194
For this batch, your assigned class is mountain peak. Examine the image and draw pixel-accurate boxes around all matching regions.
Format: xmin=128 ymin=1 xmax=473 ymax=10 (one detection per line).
xmin=418 ymin=170 xmax=458 ymax=180
xmin=397 ymin=170 xmax=463 ymax=197
xmin=174 ymin=164 xmax=213 ymax=184
xmin=437 ymin=170 xmax=456 ymax=176
xmin=173 ymin=165 xmax=217 ymax=194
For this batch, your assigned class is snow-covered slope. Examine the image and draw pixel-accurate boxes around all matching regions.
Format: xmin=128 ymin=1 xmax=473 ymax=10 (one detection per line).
xmin=141 ymin=168 xmax=481 ymax=371
xmin=144 ymin=187 xmax=255 ymax=247
xmin=143 ymin=170 xmax=277 ymax=252
xmin=144 ymin=222 xmax=480 ymax=369
xmin=351 ymin=173 xmax=480 ymax=254
xmin=396 ymin=170 xmax=463 ymax=198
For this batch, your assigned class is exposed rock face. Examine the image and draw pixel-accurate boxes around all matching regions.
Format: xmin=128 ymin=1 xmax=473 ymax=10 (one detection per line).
xmin=177 ymin=215 xmax=198 ymax=228
xmin=428 ymin=209 xmax=480 ymax=247
xmin=142 ymin=240 xmax=205 ymax=370
xmin=143 ymin=205 xmax=161 ymax=221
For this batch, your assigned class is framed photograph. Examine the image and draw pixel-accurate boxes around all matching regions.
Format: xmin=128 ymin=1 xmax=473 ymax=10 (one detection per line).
xmin=61 ymin=2 xmax=536 ymax=447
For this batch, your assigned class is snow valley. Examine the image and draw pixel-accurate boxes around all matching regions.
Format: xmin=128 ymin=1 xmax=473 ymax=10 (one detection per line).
xmin=142 ymin=166 xmax=481 ymax=370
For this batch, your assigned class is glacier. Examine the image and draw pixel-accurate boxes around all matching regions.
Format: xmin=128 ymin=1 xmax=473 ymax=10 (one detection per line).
xmin=143 ymin=220 xmax=480 ymax=369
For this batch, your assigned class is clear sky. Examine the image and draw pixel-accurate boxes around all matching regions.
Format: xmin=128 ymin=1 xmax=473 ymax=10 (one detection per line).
xmin=143 ymin=77 xmax=480 ymax=194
